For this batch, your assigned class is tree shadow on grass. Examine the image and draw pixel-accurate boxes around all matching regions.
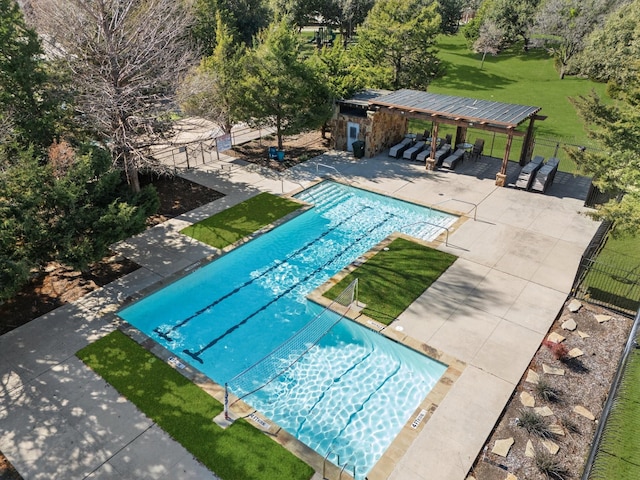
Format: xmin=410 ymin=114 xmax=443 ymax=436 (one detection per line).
xmin=438 ymin=60 xmax=515 ymax=92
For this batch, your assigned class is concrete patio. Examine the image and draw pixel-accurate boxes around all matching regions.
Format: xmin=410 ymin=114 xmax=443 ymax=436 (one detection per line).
xmin=0 ymin=151 xmax=599 ymax=480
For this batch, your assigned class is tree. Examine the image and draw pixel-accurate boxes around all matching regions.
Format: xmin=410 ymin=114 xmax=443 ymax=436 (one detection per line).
xmin=473 ymin=19 xmax=503 ymax=69
xmin=486 ymin=0 xmax=541 ymax=51
xmin=30 ymin=0 xmax=196 ymax=192
xmin=178 ymin=12 xmax=243 ymax=134
xmin=308 ymin=44 xmax=367 ymax=137
xmin=310 ymin=44 xmax=366 ymax=101
xmin=462 ymin=0 xmax=495 ymax=47
xmin=194 ymin=0 xmax=271 ymax=54
xmin=355 ymin=0 xmax=442 ymax=90
xmin=238 ymin=21 xmax=332 ymax=149
xmin=567 ymin=0 xmax=640 ymax=235
xmin=0 ymin=0 xmax=57 ymax=148
xmin=534 ymin=0 xmax=609 ymax=79
xmin=0 ymin=143 xmax=158 ymax=301
xmin=271 ymin=0 xmax=374 ymax=41
xmin=575 ymin=0 xmax=640 ymax=86
xmin=438 ymin=0 xmax=465 ymax=34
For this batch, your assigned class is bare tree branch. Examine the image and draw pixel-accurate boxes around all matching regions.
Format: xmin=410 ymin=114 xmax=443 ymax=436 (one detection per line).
xmin=30 ymin=0 xmax=197 ymax=191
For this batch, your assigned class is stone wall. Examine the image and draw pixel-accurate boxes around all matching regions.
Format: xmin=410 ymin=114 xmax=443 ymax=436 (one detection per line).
xmin=331 ymin=109 xmax=407 ymax=158
xmin=368 ymin=110 xmax=407 ymax=157
xmin=331 ymin=114 xmax=371 ymax=152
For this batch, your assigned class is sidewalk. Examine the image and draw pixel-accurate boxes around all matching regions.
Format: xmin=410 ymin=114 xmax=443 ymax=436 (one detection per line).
xmin=0 ymin=151 xmax=599 ymax=480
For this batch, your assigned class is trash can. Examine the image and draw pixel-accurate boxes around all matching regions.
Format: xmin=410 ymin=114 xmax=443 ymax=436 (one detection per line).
xmin=352 ymin=140 xmax=365 ymax=158
xmin=277 ymin=150 xmax=285 ymax=161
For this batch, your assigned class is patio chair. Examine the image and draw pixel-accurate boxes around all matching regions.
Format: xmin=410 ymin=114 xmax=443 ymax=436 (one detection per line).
xmin=441 ymin=148 xmax=466 ymax=170
xmin=416 ymin=145 xmax=433 ymax=162
xmin=470 ymin=138 xmax=484 ymax=161
xmin=389 ymin=138 xmax=413 ymax=158
xmin=531 ymin=157 xmax=560 ymax=193
xmin=403 ymin=140 xmax=427 ymax=160
xmin=515 ymin=155 xmax=544 ymax=190
xmin=434 ymin=144 xmax=452 ymax=166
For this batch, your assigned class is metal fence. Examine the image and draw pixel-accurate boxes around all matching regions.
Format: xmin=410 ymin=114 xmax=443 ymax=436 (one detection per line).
xmin=149 ymin=124 xmax=276 ymax=172
xmin=571 ymin=221 xmax=640 ymax=316
xmin=446 ymin=129 xmax=604 ymax=173
xmin=581 ymin=307 xmax=640 ymax=480
xmin=573 ymin=257 xmax=640 ymax=316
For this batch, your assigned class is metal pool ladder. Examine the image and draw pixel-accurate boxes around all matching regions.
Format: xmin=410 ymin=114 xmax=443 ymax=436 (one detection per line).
xmin=322 ymin=451 xmax=357 ymax=479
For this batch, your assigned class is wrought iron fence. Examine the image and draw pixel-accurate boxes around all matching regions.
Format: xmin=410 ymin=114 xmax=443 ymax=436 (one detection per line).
xmin=581 ymin=308 xmax=640 ymax=480
xmin=573 ymin=257 xmax=640 ymax=316
xmin=571 ymin=220 xmax=640 ymax=316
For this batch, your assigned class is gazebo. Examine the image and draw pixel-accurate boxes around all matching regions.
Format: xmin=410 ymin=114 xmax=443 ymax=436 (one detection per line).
xmin=369 ymin=89 xmax=544 ymax=186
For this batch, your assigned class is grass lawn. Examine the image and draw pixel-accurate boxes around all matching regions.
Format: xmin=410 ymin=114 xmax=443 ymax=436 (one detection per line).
xmin=180 ymin=192 xmax=302 ymax=249
xmin=323 ymin=237 xmax=456 ymax=325
xmin=77 ymin=330 xmax=314 ymax=480
xmin=408 ymin=33 xmax=610 ymax=172
xmin=590 ymin=347 xmax=640 ymax=478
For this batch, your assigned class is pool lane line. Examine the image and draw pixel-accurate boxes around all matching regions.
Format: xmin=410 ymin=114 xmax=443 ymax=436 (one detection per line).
xmin=327 ymin=360 xmax=402 ymax=457
xmin=294 ymin=347 xmax=375 ymax=438
xmin=153 ymin=205 xmax=372 ymax=342
xmin=183 ymin=213 xmax=396 ymax=364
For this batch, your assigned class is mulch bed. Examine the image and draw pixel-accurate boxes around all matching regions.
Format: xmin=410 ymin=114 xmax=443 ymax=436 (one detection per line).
xmin=0 ymin=175 xmax=224 ymax=336
xmin=230 ymin=130 xmax=330 ymax=171
xmin=470 ymin=299 xmax=633 ymax=479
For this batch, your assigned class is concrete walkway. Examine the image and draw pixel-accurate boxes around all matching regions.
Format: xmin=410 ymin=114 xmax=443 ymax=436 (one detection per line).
xmin=0 ymin=151 xmax=598 ymax=480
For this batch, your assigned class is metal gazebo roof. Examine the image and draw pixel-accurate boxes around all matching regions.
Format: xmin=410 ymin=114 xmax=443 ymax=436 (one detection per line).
xmin=369 ymin=89 xmax=541 ymax=128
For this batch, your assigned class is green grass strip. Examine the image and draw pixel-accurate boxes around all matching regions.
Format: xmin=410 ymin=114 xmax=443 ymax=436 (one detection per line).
xmin=77 ymin=330 xmax=314 ymax=480
xmin=324 ymin=237 xmax=456 ymax=325
xmin=180 ymin=192 xmax=302 ymax=249
xmin=591 ymin=348 xmax=640 ymax=479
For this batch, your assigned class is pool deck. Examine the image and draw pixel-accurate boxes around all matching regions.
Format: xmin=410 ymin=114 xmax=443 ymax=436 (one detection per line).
xmin=0 ymin=151 xmax=599 ymax=480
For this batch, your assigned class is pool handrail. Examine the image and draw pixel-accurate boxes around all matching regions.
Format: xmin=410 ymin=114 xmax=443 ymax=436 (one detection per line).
xmin=323 ymin=451 xmax=356 ymax=480
xmin=315 ymin=162 xmax=352 ymax=185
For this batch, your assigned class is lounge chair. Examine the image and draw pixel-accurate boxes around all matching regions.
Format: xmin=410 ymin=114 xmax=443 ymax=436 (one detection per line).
xmin=470 ymin=138 xmax=484 ymax=161
xmin=389 ymin=138 xmax=413 ymax=158
xmin=441 ymin=148 xmax=466 ymax=170
xmin=416 ymin=145 xmax=433 ymax=162
xmin=515 ymin=155 xmax=544 ymax=190
xmin=403 ymin=140 xmax=427 ymax=160
xmin=434 ymin=144 xmax=452 ymax=165
xmin=531 ymin=157 xmax=560 ymax=193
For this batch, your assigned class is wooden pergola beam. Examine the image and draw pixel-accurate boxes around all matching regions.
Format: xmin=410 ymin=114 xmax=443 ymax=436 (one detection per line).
xmin=380 ymin=107 xmax=526 ymax=137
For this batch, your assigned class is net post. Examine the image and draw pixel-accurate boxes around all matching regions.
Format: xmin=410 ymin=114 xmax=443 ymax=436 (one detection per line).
xmin=354 ymin=278 xmax=358 ymax=307
xmin=224 ymin=383 xmax=230 ymax=421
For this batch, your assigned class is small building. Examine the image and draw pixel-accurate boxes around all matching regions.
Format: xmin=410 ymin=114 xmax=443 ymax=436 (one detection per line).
xmin=331 ymin=89 xmax=406 ymax=159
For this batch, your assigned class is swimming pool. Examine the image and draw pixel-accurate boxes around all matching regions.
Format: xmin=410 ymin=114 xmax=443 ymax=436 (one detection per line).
xmin=119 ymin=181 xmax=456 ymax=478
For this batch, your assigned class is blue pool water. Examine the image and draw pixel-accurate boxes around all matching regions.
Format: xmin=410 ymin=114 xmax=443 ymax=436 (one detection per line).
xmin=119 ymin=181 xmax=456 ymax=478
